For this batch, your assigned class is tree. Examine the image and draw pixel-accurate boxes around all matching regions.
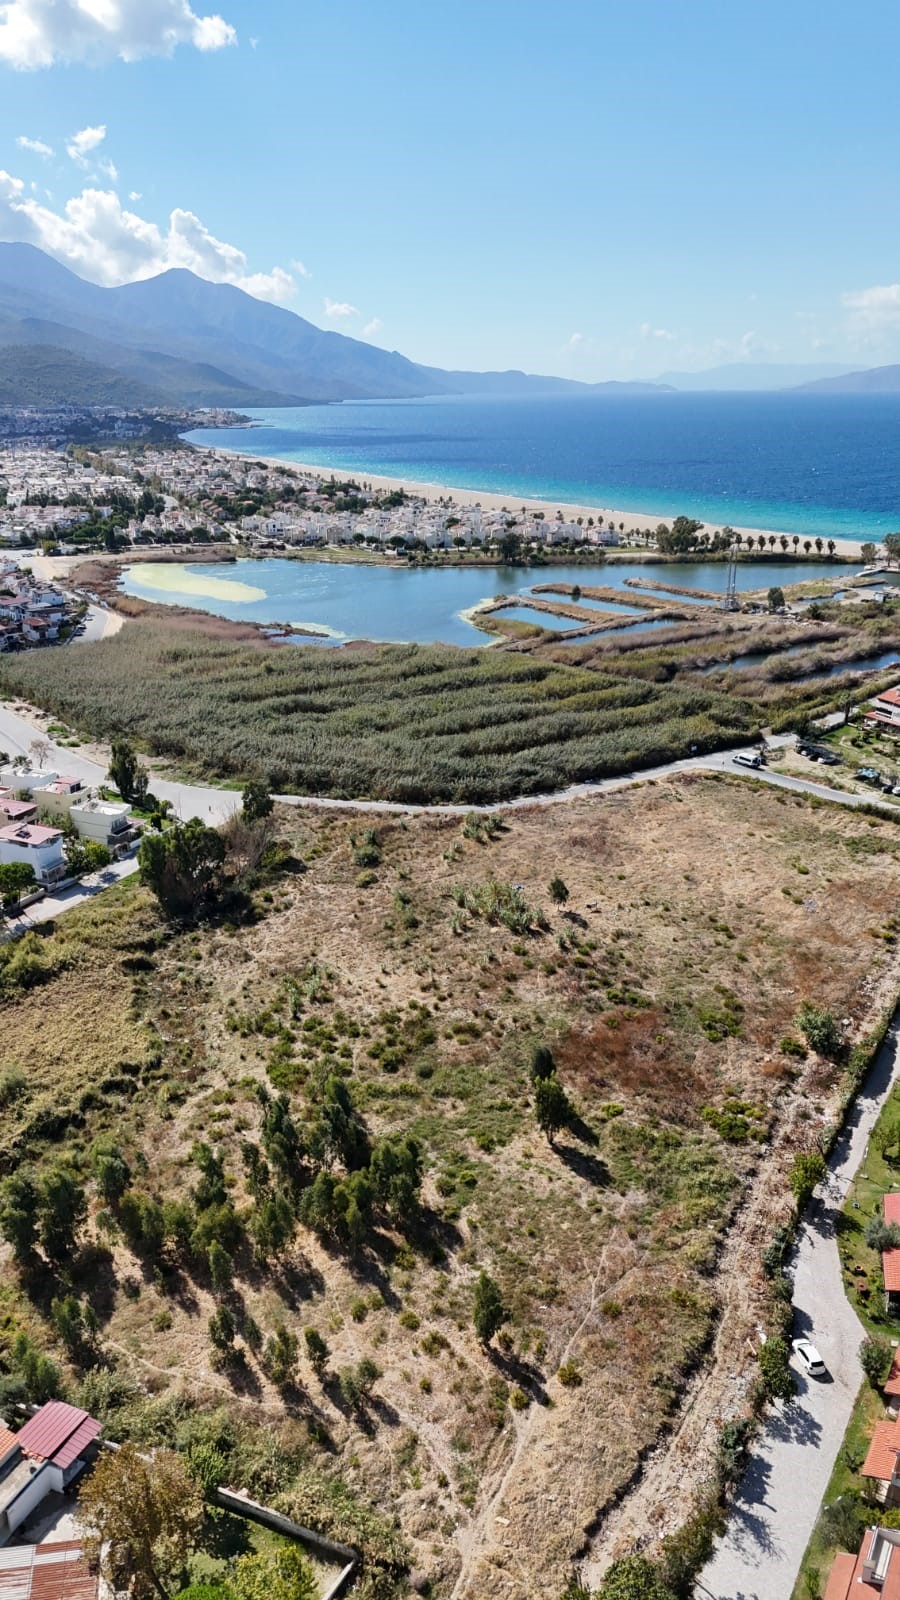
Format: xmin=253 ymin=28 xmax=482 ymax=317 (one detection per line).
xmin=241 ymin=781 xmax=273 ymax=824
xmin=530 ymin=1043 xmax=556 ymax=1082
xmin=861 ymin=1336 xmax=893 ymax=1387
xmin=0 ymin=861 xmax=35 ymax=911
xmin=208 ymin=1305 xmax=236 ymax=1352
xmin=231 ymin=1545 xmax=317 ymax=1600
xmin=473 ymin=1270 xmax=507 ymax=1346
xmin=92 ymin=1140 xmax=131 ymax=1205
xmin=310 ymin=1073 xmax=369 ymax=1171
xmin=789 ymin=1150 xmax=826 ymax=1210
xmin=65 ymin=839 xmax=111 ymax=878
xmin=139 ymin=819 xmax=226 ymax=919
xmin=535 ymin=1074 xmax=572 ymax=1145
xmin=861 ymin=542 xmax=878 ymax=566
xmin=51 ymin=1294 xmax=98 ymax=1358
xmin=0 ymin=1170 xmax=40 ymax=1263
xmin=548 ymin=876 xmax=569 ymax=906
xmin=596 ymin=1555 xmax=677 ymax=1600
xmin=208 ymin=1241 xmax=232 ymax=1295
xmin=304 ymin=1327 xmax=329 ymax=1376
xmin=369 ymin=1134 xmax=422 ymax=1221
xmin=38 ymin=1166 xmax=86 ymax=1263
xmin=767 ymin=586 xmax=785 ymax=612
xmin=109 ymin=737 xmax=139 ymax=800
xmin=758 ymin=1335 xmax=796 ymax=1402
xmin=28 ymin=737 xmax=51 ymax=770
xmin=79 ymin=1443 xmax=203 ymax=1600
xmin=262 ymin=1323 xmax=297 ymax=1389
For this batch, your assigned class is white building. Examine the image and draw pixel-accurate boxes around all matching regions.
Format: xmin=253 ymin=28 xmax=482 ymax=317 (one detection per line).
xmin=0 ymin=821 xmax=66 ymax=884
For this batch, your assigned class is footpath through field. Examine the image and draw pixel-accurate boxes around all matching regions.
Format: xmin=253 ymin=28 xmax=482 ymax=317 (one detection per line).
xmin=697 ymin=1022 xmax=900 ymax=1600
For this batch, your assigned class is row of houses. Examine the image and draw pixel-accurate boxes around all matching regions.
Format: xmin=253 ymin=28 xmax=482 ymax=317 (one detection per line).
xmin=0 ymin=768 xmax=137 ymax=883
xmin=824 ymin=1193 xmax=900 ymax=1595
xmin=0 ymin=562 xmax=73 ymax=650
xmin=240 ymin=504 xmax=622 ymax=551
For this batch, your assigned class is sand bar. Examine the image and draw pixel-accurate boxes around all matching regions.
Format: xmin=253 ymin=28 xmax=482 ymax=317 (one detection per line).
xmin=126 ymin=562 xmax=267 ymax=603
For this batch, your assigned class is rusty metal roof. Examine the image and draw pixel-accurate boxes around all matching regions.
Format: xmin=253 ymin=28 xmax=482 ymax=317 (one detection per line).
xmin=0 ymin=1543 xmax=98 ymax=1600
xmin=15 ymin=1405 xmax=100 ymax=1470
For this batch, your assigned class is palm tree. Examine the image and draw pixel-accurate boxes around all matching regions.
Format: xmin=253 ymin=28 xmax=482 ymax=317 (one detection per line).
xmin=815 ymin=537 xmax=824 ymax=554
xmin=792 ymin=535 xmax=800 ymax=554
xmin=827 ymin=539 xmax=836 ymax=557
xmin=804 ymin=539 xmax=812 ymax=555
xmin=780 ymin=536 xmax=789 ymax=553
xmin=768 ymin=535 xmax=776 ymax=551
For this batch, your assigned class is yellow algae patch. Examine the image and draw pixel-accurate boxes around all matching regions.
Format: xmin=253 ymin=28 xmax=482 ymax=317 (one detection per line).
xmin=126 ymin=562 xmax=267 ymax=603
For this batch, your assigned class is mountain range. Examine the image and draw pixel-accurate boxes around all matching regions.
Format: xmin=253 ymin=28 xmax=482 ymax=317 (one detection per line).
xmin=1 ymin=245 xmax=900 ymax=406
xmin=0 ymin=243 xmax=667 ymax=408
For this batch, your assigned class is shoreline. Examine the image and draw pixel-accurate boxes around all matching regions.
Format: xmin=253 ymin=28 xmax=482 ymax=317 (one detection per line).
xmin=199 ymin=443 xmax=873 ymax=561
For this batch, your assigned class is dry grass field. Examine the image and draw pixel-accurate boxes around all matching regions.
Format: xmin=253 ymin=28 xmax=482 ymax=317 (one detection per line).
xmin=2 ymin=774 xmax=900 ymax=1597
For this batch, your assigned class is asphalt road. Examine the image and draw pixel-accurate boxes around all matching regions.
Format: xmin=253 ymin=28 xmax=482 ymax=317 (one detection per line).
xmin=698 ymin=1022 xmax=900 ymax=1600
xmin=5 ymin=853 xmax=140 ymax=933
xmin=0 ymin=701 xmax=241 ymax=826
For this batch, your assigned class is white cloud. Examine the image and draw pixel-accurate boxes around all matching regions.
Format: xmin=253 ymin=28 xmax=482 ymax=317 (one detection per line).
xmin=16 ymin=134 xmax=53 ymax=157
xmin=0 ymin=0 xmax=236 ymax=69
xmin=0 ymin=168 xmax=297 ymax=304
xmin=324 ymin=297 xmax=358 ymax=319
xmin=639 ymin=321 xmax=676 ymax=341
xmin=362 ymin=317 xmax=383 ymax=338
xmin=66 ymin=124 xmax=106 ymax=166
xmin=99 ymin=159 xmax=118 ymax=182
xmin=290 ymin=258 xmax=311 ymax=279
xmin=128 ymin=189 xmax=141 ymax=201
xmin=843 ymin=283 xmax=900 ymax=331
xmin=566 ymin=331 xmax=584 ymax=350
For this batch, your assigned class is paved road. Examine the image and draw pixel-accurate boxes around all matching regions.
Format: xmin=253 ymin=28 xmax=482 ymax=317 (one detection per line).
xmin=0 ymin=702 xmax=240 ymax=826
xmin=698 ymin=1022 xmax=900 ymax=1600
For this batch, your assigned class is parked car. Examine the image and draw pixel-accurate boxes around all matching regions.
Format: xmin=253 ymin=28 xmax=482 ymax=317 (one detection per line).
xmin=792 ymin=1337 xmax=827 ymax=1378
xmin=732 ymin=752 xmax=763 ymax=769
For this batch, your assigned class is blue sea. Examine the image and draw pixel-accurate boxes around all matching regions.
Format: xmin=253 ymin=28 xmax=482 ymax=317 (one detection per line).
xmin=185 ymin=392 xmax=900 ymax=543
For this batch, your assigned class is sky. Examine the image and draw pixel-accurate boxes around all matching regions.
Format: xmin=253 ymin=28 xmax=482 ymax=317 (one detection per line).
xmin=0 ymin=0 xmax=899 ymax=380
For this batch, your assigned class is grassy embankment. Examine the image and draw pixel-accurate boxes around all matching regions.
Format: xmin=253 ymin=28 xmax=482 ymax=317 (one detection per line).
xmin=3 ymin=779 xmax=900 ymax=1597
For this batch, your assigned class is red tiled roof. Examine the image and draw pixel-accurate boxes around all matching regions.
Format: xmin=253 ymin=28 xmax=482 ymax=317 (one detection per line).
xmin=0 ymin=1428 xmax=17 ymax=1460
xmin=824 ymin=1552 xmax=857 ymax=1600
xmin=0 ymin=824 xmax=61 ymax=846
xmin=862 ymin=1418 xmax=900 ymax=1480
xmin=16 ymin=1402 xmax=100 ymax=1469
xmin=874 ymin=688 xmax=900 ymax=708
xmin=823 ymin=1534 xmax=900 ymax=1600
xmin=0 ymin=1540 xmax=98 ymax=1600
xmin=885 ymin=1195 xmax=900 ymax=1224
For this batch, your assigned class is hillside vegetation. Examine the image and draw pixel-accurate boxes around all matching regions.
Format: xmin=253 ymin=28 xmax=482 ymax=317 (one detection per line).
xmin=0 ymin=344 xmax=164 ymax=407
xmin=1 ymin=778 xmax=898 ymax=1597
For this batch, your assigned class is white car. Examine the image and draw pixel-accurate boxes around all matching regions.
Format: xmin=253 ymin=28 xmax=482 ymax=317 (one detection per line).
xmin=732 ymin=752 xmax=762 ymax=769
xmin=792 ymin=1337 xmax=827 ymax=1378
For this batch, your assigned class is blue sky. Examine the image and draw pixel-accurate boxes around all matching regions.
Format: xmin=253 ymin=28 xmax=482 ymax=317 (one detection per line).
xmin=1 ymin=0 xmax=899 ymax=379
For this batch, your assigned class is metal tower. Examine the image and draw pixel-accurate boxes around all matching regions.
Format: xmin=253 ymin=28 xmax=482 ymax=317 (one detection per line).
xmin=723 ymin=545 xmax=739 ymax=610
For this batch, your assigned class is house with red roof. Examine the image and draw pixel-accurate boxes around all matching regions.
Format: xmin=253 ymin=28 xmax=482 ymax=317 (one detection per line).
xmin=861 ymin=1415 xmax=900 ymax=1506
xmin=865 ymin=686 xmax=900 ymax=733
xmin=0 ymin=1403 xmax=100 ymax=1546
xmin=825 ymin=1526 xmax=900 ymax=1599
xmin=883 ymin=1195 xmax=900 ymax=1316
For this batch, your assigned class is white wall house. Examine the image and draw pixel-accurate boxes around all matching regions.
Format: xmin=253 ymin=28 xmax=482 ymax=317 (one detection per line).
xmin=69 ymin=797 xmax=133 ymax=851
xmin=0 ymin=822 xmax=66 ymax=884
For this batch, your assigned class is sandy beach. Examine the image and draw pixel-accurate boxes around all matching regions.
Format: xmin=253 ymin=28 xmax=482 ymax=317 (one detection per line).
xmin=214 ymin=447 xmax=875 ymax=561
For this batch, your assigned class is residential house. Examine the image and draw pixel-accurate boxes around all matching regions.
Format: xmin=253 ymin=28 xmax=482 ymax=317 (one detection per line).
xmin=68 ymin=797 xmax=135 ymax=853
xmin=0 ymin=792 xmax=37 ymax=827
xmin=0 ymin=1541 xmax=99 ymax=1600
xmin=0 ymin=1402 xmax=101 ymax=1545
xmin=34 ymin=777 xmax=86 ymax=821
xmin=866 ymin=687 xmax=900 ymax=734
xmin=861 ymin=1415 xmax=900 ymax=1506
xmin=825 ymin=1525 xmax=900 ymax=1598
xmin=0 ymin=822 xmax=66 ymax=885
xmin=0 ymin=767 xmax=58 ymax=797
xmin=883 ymin=1194 xmax=900 ymax=1316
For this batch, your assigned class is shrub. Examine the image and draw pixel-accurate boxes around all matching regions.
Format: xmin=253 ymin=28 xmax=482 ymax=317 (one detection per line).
xmin=758 ymin=1335 xmax=795 ymax=1403
xmin=796 ymin=1003 xmax=843 ymax=1061
xmin=789 ymin=1150 xmax=826 ymax=1210
xmin=861 ymin=1336 xmax=893 ymax=1387
xmin=557 ymin=1360 xmax=583 ymax=1388
xmin=865 ymin=1217 xmax=900 ymax=1252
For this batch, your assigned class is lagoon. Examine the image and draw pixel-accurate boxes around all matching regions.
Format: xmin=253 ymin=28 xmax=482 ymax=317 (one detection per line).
xmin=119 ymin=556 xmax=854 ymax=647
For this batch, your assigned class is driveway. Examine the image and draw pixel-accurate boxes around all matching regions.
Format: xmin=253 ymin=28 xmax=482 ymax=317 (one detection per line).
xmin=698 ymin=1021 xmax=900 ymax=1600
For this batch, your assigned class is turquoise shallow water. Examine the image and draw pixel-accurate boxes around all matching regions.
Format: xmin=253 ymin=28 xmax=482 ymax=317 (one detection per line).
xmin=186 ymin=391 xmax=900 ymax=541
xmin=120 ymin=555 xmax=851 ymax=646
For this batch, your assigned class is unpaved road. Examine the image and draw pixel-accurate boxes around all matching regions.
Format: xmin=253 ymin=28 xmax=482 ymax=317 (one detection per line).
xmin=697 ymin=1021 xmax=900 ymax=1600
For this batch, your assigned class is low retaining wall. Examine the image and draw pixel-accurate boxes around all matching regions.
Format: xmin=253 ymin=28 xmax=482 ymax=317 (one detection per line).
xmin=212 ymin=1487 xmax=359 ymax=1600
